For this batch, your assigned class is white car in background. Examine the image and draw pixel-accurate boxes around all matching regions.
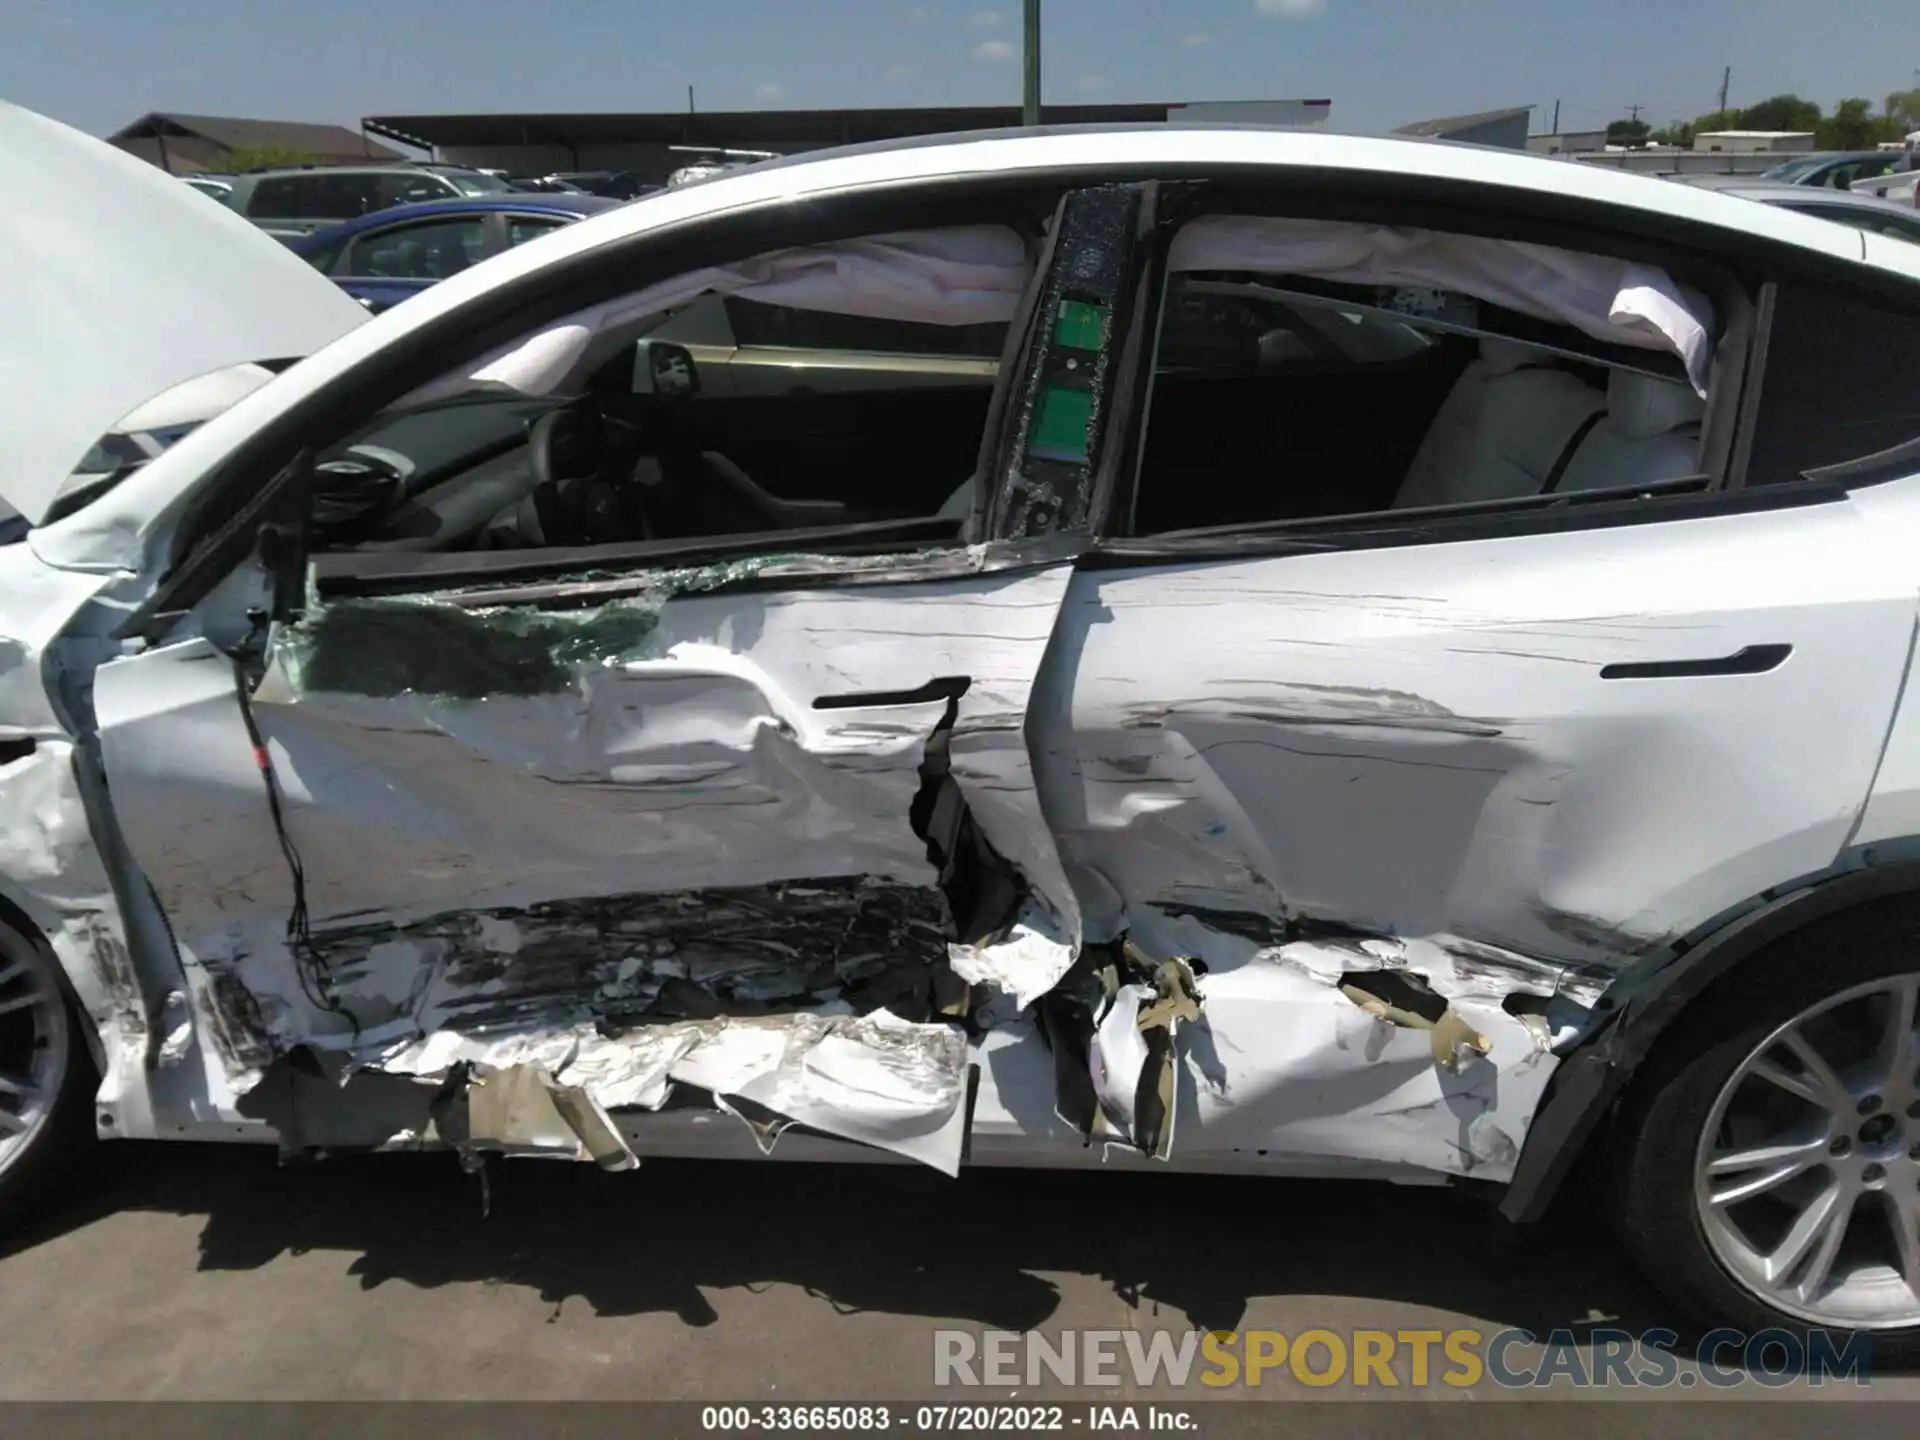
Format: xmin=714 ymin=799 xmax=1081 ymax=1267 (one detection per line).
xmin=1852 ymin=135 xmax=1919 ymax=207
xmin=9 ymin=101 xmax=1920 ymax=1359
xmin=1677 ymin=174 xmax=1920 ymax=244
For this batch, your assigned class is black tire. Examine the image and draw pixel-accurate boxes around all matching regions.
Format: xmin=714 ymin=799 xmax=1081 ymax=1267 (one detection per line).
xmin=0 ymin=916 xmax=97 ymax=1238
xmin=1610 ymin=895 xmax=1920 ymax=1365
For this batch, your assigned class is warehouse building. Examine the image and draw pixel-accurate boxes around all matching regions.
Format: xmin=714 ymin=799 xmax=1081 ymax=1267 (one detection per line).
xmin=361 ymin=99 xmax=1334 ymax=181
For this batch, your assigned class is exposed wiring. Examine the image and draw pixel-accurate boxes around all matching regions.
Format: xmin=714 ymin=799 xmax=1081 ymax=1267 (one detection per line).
xmin=230 ymin=656 xmax=360 ymax=1040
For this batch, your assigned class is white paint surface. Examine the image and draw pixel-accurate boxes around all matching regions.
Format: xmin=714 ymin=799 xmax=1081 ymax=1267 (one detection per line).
xmin=0 ymin=104 xmax=366 ymax=524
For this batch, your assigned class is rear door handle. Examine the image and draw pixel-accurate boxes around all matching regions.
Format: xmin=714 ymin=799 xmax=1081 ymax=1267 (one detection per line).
xmin=1600 ymin=644 xmax=1792 ymax=680
xmin=813 ymin=675 xmax=972 ymax=710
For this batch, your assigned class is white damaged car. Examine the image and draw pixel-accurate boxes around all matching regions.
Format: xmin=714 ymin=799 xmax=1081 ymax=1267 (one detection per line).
xmin=8 ymin=102 xmax=1920 ymax=1354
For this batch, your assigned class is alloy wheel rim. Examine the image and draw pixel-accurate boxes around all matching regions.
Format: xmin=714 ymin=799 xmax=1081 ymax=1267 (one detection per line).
xmin=1695 ymin=973 xmax=1920 ymax=1328
xmin=0 ymin=933 xmax=67 ymax=1178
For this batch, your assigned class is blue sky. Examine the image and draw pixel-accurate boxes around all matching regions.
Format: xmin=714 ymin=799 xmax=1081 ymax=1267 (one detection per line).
xmin=4 ymin=0 xmax=1918 ymax=139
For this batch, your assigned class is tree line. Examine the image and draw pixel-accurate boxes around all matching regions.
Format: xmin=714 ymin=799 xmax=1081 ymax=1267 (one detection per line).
xmin=1603 ymin=90 xmax=1920 ymax=150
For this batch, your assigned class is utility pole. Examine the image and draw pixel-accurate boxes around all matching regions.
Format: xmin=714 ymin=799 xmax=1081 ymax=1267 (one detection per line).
xmin=1022 ymin=0 xmax=1042 ymax=127
xmin=1718 ymin=66 xmax=1730 ymax=114
xmin=1550 ymin=99 xmax=1560 ymax=132
xmin=1628 ymin=103 xmax=1643 ymax=124
xmin=688 ymin=85 xmax=697 ymax=114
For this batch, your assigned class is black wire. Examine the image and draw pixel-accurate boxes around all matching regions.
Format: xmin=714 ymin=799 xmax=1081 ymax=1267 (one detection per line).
xmin=231 ymin=657 xmax=360 ymax=1040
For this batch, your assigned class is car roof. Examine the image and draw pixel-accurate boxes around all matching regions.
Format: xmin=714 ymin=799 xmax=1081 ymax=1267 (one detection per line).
xmin=634 ymin=124 xmax=1920 ymax=279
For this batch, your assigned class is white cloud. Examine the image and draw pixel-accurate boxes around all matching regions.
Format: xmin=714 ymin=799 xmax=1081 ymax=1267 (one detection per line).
xmin=755 ymin=82 xmax=788 ymax=101
xmin=1078 ymin=74 xmax=1110 ymax=92
xmin=973 ymin=38 xmax=1016 ymax=62
xmin=1255 ymin=0 xmax=1326 ymax=16
xmin=885 ymin=62 xmax=917 ymax=79
xmin=971 ymin=8 xmax=1003 ymax=25
xmin=1181 ymin=32 xmax=1212 ymax=45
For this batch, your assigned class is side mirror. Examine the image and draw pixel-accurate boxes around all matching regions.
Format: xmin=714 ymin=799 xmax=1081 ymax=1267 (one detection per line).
xmin=645 ymin=341 xmax=701 ymax=399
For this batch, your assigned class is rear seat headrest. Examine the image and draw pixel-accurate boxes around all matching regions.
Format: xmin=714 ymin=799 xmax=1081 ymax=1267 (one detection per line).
xmin=1607 ymin=369 xmax=1704 ymax=440
xmin=1477 ymin=337 xmax=1536 ymax=375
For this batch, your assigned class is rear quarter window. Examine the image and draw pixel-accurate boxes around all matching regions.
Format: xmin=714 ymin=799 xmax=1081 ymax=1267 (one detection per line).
xmin=1743 ymin=281 xmax=1920 ymax=485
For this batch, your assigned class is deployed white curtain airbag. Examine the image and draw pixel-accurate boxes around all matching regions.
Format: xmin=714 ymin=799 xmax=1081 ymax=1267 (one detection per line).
xmin=1169 ymin=216 xmax=1713 ymax=393
xmin=446 ymin=226 xmax=1032 ymax=399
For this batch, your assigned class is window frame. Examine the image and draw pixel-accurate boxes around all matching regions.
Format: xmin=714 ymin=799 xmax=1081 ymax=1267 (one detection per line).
xmin=141 ymin=161 xmax=1920 ymax=625
xmin=1081 ymin=181 xmax=1796 ymax=558
xmin=130 ymin=177 xmax=1077 ymax=634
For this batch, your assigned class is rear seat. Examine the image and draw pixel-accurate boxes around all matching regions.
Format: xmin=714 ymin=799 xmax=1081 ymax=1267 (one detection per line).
xmin=1393 ymin=338 xmax=1605 ymax=510
xmin=1554 ymin=369 xmax=1704 ymax=493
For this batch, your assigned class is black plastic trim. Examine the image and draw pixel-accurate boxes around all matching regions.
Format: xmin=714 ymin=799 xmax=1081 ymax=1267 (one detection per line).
xmin=1599 ymin=643 xmax=1791 ymax=680
xmin=813 ymin=676 xmax=972 ymax=710
xmin=1076 ymin=475 xmax=1843 ymax=570
xmin=1805 ymin=432 xmax=1920 ymax=491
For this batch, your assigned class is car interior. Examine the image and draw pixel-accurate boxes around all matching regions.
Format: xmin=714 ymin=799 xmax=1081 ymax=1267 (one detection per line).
xmin=1132 ymin=277 xmax=1706 ymax=534
xmin=299 ymin=219 xmax=1713 ymax=560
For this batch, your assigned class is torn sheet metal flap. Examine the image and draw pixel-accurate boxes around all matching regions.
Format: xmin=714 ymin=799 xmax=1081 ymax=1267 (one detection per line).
xmin=687 ymin=1010 xmax=972 ymax=1176
xmin=462 ymin=1064 xmax=639 ymax=1171
xmin=1086 ymin=956 xmax=1202 ymax=1162
xmin=367 ymin=1006 xmax=972 ymax=1175
xmin=947 ymin=904 xmax=1077 ymax=1009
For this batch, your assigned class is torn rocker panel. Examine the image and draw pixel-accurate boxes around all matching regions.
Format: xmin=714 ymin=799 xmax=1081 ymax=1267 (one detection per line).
xmin=200 ymin=874 xmax=993 ymax=1174
xmin=1029 ymin=904 xmax=1592 ymax=1177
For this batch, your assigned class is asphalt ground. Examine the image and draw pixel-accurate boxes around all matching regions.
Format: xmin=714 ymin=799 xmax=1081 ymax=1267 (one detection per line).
xmin=2 ymin=1139 xmax=1916 ymax=1436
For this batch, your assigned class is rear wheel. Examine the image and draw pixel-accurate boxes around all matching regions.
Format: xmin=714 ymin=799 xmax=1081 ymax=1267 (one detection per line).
xmin=1613 ymin=901 xmax=1920 ymax=1361
xmin=0 ymin=917 xmax=92 ymax=1234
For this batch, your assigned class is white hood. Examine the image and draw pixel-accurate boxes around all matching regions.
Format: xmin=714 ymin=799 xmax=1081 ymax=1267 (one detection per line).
xmin=0 ymin=103 xmax=370 ymax=525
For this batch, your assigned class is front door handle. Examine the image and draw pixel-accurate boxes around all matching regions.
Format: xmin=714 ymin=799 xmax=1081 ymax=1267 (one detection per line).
xmin=1600 ymin=644 xmax=1792 ymax=680
xmin=813 ymin=675 xmax=972 ymax=710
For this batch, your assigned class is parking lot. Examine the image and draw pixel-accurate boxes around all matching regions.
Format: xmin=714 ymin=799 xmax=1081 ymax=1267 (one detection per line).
xmin=0 ymin=1141 xmax=1913 ymax=1418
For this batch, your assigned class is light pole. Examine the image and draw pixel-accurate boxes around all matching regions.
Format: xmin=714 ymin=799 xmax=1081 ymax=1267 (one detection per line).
xmin=1023 ymin=0 xmax=1042 ymax=127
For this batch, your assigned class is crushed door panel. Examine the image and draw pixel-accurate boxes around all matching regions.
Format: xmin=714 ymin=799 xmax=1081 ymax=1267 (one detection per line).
xmin=90 ymin=552 xmax=1082 ymax=1170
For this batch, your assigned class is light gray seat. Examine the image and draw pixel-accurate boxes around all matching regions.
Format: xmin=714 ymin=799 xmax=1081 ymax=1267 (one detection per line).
xmin=1555 ymin=369 xmax=1705 ymax=494
xmin=1394 ymin=338 xmax=1605 ymax=510
xmin=935 ymin=473 xmax=979 ymax=521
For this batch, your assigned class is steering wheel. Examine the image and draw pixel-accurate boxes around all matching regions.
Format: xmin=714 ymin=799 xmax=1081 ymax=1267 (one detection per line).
xmin=523 ymin=401 xmax=654 ymax=546
xmin=524 ymin=400 xmax=855 ymax=546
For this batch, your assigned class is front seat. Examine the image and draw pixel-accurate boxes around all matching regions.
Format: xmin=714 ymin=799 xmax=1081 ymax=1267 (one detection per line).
xmin=1393 ymin=338 xmax=1605 ymax=510
xmin=1555 ymin=369 xmax=1705 ymax=494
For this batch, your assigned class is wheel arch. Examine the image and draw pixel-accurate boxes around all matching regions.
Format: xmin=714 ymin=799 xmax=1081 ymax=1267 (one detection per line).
xmin=0 ymin=877 xmax=109 ymax=1075
xmin=1502 ymin=846 xmax=1920 ymax=1223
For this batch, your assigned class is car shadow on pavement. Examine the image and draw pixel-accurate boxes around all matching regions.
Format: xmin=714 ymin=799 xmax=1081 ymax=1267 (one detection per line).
xmin=5 ymin=1139 xmax=1672 ymax=1343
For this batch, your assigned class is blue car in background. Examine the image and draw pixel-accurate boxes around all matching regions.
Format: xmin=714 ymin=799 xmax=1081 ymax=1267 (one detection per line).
xmin=286 ymin=194 xmax=620 ymax=313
